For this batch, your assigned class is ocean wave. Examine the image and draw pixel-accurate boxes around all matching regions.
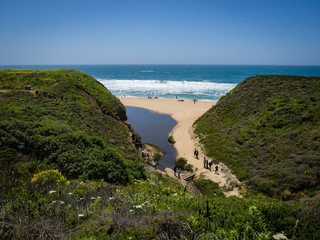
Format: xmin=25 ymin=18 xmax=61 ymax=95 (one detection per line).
xmin=97 ymin=79 xmax=237 ymax=100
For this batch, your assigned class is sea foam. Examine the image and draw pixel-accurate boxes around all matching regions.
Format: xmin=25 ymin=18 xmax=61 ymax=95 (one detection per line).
xmin=98 ymin=79 xmax=237 ymax=101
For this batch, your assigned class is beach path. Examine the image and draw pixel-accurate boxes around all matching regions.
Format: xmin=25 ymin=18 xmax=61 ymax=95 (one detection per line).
xmin=119 ymin=97 xmax=241 ymax=197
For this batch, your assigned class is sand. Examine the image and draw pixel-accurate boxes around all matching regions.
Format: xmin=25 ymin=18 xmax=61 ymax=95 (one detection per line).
xmin=119 ymin=97 xmax=241 ymax=197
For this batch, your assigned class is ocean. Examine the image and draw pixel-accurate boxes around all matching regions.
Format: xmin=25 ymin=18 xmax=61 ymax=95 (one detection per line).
xmin=1 ymin=65 xmax=320 ymax=101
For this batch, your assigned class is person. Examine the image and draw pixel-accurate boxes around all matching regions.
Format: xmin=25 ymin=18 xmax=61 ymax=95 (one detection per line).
xmin=173 ymin=166 xmax=177 ymax=176
xmin=203 ymin=157 xmax=206 ymax=168
xmin=154 ymin=162 xmax=158 ymax=168
xmin=209 ymin=161 xmax=213 ymax=171
xmin=177 ymin=170 xmax=181 ymax=179
xmin=194 ymin=149 xmax=199 ymax=159
xmin=141 ymin=150 xmax=145 ymax=158
xmin=215 ymin=165 xmax=219 ymax=173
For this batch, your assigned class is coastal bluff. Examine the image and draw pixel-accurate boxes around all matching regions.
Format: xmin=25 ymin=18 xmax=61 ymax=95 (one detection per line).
xmin=195 ymin=75 xmax=320 ymax=198
xmin=0 ymin=69 xmax=145 ymax=184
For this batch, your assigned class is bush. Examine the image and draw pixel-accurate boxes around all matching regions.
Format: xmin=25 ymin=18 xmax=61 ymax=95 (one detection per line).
xmin=184 ymin=164 xmax=193 ymax=172
xmin=153 ymin=153 xmax=162 ymax=162
xmin=194 ymin=178 xmax=225 ymax=198
xmin=168 ymin=135 xmax=176 ymax=145
xmin=176 ymin=157 xmax=187 ymax=169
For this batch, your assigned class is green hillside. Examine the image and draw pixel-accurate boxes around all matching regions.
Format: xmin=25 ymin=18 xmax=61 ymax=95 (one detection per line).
xmin=1 ymin=71 xmax=319 ymax=239
xmin=0 ymin=69 xmax=145 ymax=185
xmin=195 ymin=75 xmax=320 ymax=198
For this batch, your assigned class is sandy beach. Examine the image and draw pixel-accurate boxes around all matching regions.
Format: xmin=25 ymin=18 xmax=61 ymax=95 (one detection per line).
xmin=119 ymin=97 xmax=242 ymax=197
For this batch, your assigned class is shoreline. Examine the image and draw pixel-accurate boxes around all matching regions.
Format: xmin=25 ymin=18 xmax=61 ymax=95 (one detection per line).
xmin=119 ymin=96 xmax=242 ymax=197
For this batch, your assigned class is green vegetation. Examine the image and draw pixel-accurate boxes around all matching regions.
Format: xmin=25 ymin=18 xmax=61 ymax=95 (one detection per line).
xmin=1 ymin=170 xmax=319 ymax=239
xmin=176 ymin=157 xmax=193 ymax=172
xmin=168 ymin=135 xmax=176 ymax=145
xmin=1 ymin=72 xmax=319 ymax=239
xmin=194 ymin=175 xmax=225 ymax=198
xmin=195 ymin=75 xmax=320 ymax=198
xmin=0 ymin=69 xmax=145 ymax=185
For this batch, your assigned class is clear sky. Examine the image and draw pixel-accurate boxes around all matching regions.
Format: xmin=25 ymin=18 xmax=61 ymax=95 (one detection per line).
xmin=1 ymin=0 xmax=320 ymax=65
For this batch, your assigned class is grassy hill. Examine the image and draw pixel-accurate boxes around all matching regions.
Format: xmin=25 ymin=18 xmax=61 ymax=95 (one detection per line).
xmin=0 ymin=69 xmax=145 ymax=185
xmin=195 ymin=75 xmax=320 ymax=198
xmin=1 ymin=71 xmax=319 ymax=239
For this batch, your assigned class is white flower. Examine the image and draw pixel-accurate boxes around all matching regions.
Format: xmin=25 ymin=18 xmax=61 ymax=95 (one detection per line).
xmin=78 ymin=214 xmax=85 ymax=217
xmin=68 ymin=192 xmax=72 ymax=195
xmin=52 ymin=201 xmax=56 ymax=204
xmin=109 ymin=197 xmax=114 ymax=200
xmin=91 ymin=197 xmax=97 ymax=200
xmin=173 ymin=193 xmax=178 ymax=196
xmin=129 ymin=210 xmax=133 ymax=212
xmin=97 ymin=196 xmax=101 ymax=199
xmin=59 ymin=201 xmax=65 ymax=204
xmin=134 ymin=205 xmax=142 ymax=209
xmin=49 ymin=190 xmax=56 ymax=194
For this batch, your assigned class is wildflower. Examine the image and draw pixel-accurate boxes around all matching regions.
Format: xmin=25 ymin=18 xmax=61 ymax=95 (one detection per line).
xmin=97 ymin=196 xmax=101 ymax=199
xmin=173 ymin=193 xmax=178 ymax=196
xmin=129 ymin=210 xmax=133 ymax=212
xmin=134 ymin=205 xmax=142 ymax=209
xmin=66 ymin=181 xmax=70 ymax=186
xmin=49 ymin=190 xmax=56 ymax=194
xmin=91 ymin=197 xmax=97 ymax=200
xmin=80 ymin=181 xmax=84 ymax=185
xmin=78 ymin=214 xmax=85 ymax=217
xmin=59 ymin=201 xmax=65 ymax=204
xmin=68 ymin=192 xmax=72 ymax=195
xmin=52 ymin=201 xmax=57 ymax=204
xmin=109 ymin=197 xmax=114 ymax=200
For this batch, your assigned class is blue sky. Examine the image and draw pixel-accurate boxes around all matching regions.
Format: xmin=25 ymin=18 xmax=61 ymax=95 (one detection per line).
xmin=1 ymin=0 xmax=320 ymax=65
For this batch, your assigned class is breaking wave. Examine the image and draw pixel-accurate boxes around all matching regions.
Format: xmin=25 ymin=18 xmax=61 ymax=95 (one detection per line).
xmin=98 ymin=79 xmax=237 ymax=101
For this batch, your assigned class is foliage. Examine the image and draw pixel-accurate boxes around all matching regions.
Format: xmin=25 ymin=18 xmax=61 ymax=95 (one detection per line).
xmin=176 ymin=157 xmax=188 ymax=169
xmin=31 ymin=169 xmax=67 ymax=185
xmin=195 ymin=75 xmax=320 ymax=197
xmin=168 ymin=135 xmax=176 ymax=145
xmin=175 ymin=157 xmax=194 ymax=172
xmin=194 ymin=177 xmax=225 ymax=198
xmin=0 ymin=69 xmax=126 ymax=119
xmin=1 ymin=170 xmax=319 ymax=239
xmin=0 ymin=70 xmax=146 ymax=185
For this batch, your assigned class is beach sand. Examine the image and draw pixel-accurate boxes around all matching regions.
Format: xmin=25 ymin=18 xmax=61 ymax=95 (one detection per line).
xmin=119 ymin=97 xmax=241 ymax=197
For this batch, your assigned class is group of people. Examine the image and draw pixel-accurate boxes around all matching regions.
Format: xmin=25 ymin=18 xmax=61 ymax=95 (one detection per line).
xmin=203 ymin=157 xmax=218 ymax=172
xmin=195 ymin=149 xmax=219 ymax=173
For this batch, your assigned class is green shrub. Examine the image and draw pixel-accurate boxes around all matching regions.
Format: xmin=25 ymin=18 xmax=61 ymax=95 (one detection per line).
xmin=176 ymin=157 xmax=187 ymax=169
xmin=168 ymin=135 xmax=176 ymax=145
xmin=184 ymin=164 xmax=193 ymax=172
xmin=194 ymin=178 xmax=225 ymax=198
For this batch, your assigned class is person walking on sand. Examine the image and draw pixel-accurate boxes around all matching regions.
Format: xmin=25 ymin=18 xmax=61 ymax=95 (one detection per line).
xmin=215 ymin=164 xmax=219 ymax=174
xmin=209 ymin=160 xmax=213 ymax=171
xmin=203 ymin=157 xmax=206 ymax=168
xmin=194 ymin=149 xmax=199 ymax=159
xmin=178 ymin=170 xmax=181 ymax=179
xmin=173 ymin=166 xmax=177 ymax=177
